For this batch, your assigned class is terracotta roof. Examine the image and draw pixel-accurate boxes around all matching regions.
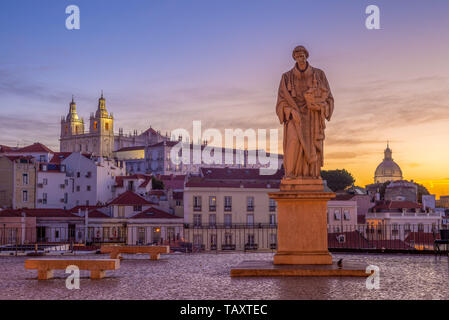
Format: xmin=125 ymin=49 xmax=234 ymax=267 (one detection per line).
xmin=328 ymin=231 xmax=370 ymax=249
xmin=3 ymin=155 xmax=34 ymax=162
xmin=148 ymin=141 xmax=179 ymax=148
xmin=68 ymin=205 xmax=104 ymax=214
xmin=87 ymin=209 xmax=111 ymax=218
xmin=131 ymin=207 xmax=180 ymax=219
xmin=150 ymin=190 xmax=165 ymax=196
xmin=404 ymin=232 xmax=438 ymax=244
xmin=16 ymin=143 xmax=53 ymax=153
xmin=0 ymin=209 xmax=80 ymax=218
xmin=173 ymin=192 xmax=183 ymax=200
xmin=109 ymin=190 xmax=155 ymax=206
xmin=157 ymin=174 xmax=186 ymax=190
xmin=0 ymin=145 xmax=14 ymax=152
xmin=115 ymin=175 xmax=152 ymax=188
xmin=357 ymin=215 xmax=366 ymax=224
xmin=49 ymin=152 xmax=72 ymax=164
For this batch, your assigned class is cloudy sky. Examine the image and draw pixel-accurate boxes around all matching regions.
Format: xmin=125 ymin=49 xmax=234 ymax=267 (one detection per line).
xmin=1 ymin=0 xmax=448 ymax=195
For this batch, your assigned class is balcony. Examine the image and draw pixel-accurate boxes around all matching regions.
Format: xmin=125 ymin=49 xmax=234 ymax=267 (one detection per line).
xmin=244 ymin=243 xmax=258 ymax=251
xmin=269 ymin=206 xmax=276 ymax=212
xmin=224 ymin=206 xmax=232 ymax=212
xmin=247 ymin=206 xmax=254 ymax=212
xmin=221 ymin=244 xmax=236 ymax=251
xmin=193 ymin=206 xmax=202 ymax=212
xmin=209 ymin=205 xmax=216 ymax=212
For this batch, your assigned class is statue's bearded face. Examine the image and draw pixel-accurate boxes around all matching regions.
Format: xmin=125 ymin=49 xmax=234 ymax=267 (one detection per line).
xmin=294 ymin=51 xmax=307 ymax=67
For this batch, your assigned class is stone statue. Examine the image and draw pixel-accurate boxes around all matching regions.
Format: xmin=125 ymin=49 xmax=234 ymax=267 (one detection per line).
xmin=276 ymin=46 xmax=334 ymax=179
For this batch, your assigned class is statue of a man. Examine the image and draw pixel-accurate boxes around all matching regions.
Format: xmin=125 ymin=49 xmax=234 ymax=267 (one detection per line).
xmin=276 ymin=46 xmax=334 ymax=179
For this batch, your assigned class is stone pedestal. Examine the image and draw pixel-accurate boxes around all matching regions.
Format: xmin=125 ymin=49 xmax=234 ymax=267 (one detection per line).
xmin=270 ymin=178 xmax=335 ymax=265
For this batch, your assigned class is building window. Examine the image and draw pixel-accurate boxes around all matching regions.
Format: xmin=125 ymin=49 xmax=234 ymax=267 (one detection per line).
xmin=224 ymin=214 xmax=232 ymax=227
xmin=269 ymin=214 xmax=276 ymax=225
xmin=133 ymin=205 xmax=142 ymax=212
xmin=224 ymin=233 xmax=232 ymax=245
xmin=43 ymin=178 xmax=48 ymax=185
xmin=193 ymin=214 xmax=202 ymax=227
xmin=87 ymin=185 xmax=91 ymax=191
xmin=247 ymin=214 xmax=254 ymax=226
xmin=76 ymin=186 xmax=80 ymax=192
xmin=105 ymin=123 xmax=109 ymax=131
xmin=42 ymin=193 xmax=47 ymax=205
xmin=343 ymin=210 xmax=350 ymax=221
xmin=22 ymin=174 xmax=29 ymax=185
xmin=224 ymin=196 xmax=232 ymax=211
xmin=247 ymin=197 xmax=254 ymax=212
xmin=77 ymin=172 xmax=81 ymax=178
xmin=209 ymin=196 xmax=216 ymax=212
xmin=94 ymin=121 xmax=98 ymax=130
xmin=193 ymin=196 xmax=202 ymax=211
xmin=22 ymin=191 xmax=28 ymax=202
xmin=334 ymin=210 xmax=341 ymax=221
xmin=269 ymin=199 xmax=276 ymax=212
xmin=176 ymin=200 xmax=182 ymax=207
xmin=209 ymin=214 xmax=216 ymax=227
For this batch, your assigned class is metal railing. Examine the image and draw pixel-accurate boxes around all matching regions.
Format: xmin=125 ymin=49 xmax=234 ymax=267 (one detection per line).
xmin=0 ymin=223 xmax=447 ymax=254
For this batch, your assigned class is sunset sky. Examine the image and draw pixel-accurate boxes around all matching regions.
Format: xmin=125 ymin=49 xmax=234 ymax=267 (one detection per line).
xmin=0 ymin=0 xmax=448 ymax=196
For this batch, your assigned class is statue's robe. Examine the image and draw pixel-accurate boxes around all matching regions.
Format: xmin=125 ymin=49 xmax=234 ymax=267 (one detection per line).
xmin=276 ymin=63 xmax=334 ymax=178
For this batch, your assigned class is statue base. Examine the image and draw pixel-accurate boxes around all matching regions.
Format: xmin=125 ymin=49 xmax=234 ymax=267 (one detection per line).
xmin=269 ymin=178 xmax=335 ymax=265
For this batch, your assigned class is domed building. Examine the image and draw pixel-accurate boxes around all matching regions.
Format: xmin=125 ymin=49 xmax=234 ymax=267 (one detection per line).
xmin=374 ymin=143 xmax=403 ymax=183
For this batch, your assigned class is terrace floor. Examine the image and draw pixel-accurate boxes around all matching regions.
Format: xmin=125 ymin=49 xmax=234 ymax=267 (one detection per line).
xmin=1 ymin=252 xmax=448 ymax=300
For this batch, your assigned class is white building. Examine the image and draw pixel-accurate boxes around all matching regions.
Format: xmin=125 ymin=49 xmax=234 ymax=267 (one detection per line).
xmin=36 ymin=162 xmax=68 ymax=209
xmin=62 ymin=152 xmax=125 ymax=208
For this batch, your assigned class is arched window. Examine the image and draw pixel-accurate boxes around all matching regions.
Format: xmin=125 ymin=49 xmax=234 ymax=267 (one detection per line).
xmin=94 ymin=121 xmax=98 ymax=130
xmin=105 ymin=123 xmax=109 ymax=131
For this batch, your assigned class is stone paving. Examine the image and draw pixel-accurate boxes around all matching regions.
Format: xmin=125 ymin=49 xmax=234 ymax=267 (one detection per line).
xmin=1 ymin=252 xmax=448 ymax=299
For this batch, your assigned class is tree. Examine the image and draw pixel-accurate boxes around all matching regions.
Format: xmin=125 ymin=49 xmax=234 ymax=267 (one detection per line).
xmin=416 ymin=183 xmax=430 ymax=203
xmin=320 ymin=169 xmax=355 ymax=192
xmin=152 ymin=176 xmax=165 ymax=190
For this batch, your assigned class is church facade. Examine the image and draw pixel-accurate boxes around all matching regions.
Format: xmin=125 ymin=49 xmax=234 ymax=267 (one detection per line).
xmin=60 ymin=93 xmax=167 ymax=158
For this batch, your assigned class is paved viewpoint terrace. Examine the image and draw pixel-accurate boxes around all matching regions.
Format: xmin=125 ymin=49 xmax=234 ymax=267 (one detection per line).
xmin=1 ymin=252 xmax=448 ymax=300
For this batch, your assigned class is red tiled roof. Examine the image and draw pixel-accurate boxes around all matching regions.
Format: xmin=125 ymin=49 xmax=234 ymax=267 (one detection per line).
xmin=15 ymin=143 xmax=53 ymax=153
xmin=150 ymin=190 xmax=165 ymax=196
xmin=0 ymin=145 xmax=14 ymax=152
xmin=0 ymin=209 xmax=80 ymax=218
xmin=328 ymin=231 xmax=370 ymax=249
xmin=357 ymin=215 xmax=366 ymax=224
xmin=131 ymin=207 xmax=180 ymax=219
xmin=157 ymin=174 xmax=186 ymax=190
xmin=115 ymin=175 xmax=152 ymax=188
xmin=139 ymin=176 xmax=152 ymax=188
xmin=3 ymin=155 xmax=34 ymax=162
xmin=404 ymin=232 xmax=438 ymax=244
xmin=49 ymin=152 xmax=72 ymax=164
xmin=109 ymin=191 xmax=155 ymax=206
xmin=173 ymin=192 xmax=183 ymax=200
xmin=87 ymin=210 xmax=110 ymax=218
xmin=68 ymin=205 xmax=104 ymax=214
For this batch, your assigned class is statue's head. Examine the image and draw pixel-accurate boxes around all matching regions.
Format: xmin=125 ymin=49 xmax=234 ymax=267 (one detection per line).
xmin=292 ymin=45 xmax=309 ymax=67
